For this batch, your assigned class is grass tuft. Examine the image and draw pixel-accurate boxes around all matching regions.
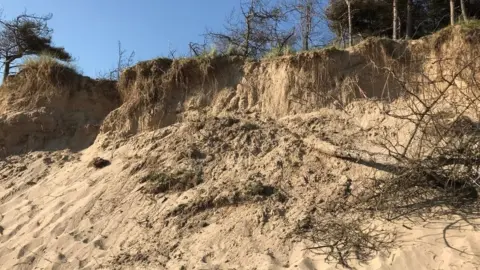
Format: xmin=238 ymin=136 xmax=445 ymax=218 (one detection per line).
xmin=22 ymin=53 xmax=80 ymax=74
xmin=264 ymin=45 xmax=296 ymax=59
xmin=140 ymin=170 xmax=204 ymax=194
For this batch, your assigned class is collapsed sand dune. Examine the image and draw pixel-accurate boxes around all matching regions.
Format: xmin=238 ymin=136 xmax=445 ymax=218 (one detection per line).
xmin=1 ymin=109 xmax=479 ymax=270
xmin=0 ymin=26 xmax=480 ymax=270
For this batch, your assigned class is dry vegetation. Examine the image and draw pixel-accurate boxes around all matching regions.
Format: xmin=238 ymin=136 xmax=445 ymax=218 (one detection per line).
xmin=0 ymin=54 xmax=116 ymax=112
xmin=5 ymin=55 xmax=79 ymax=91
xmin=0 ymin=54 xmax=119 ymax=156
xmin=140 ymin=169 xmax=204 ymax=194
xmin=289 ymin=26 xmax=480 ymax=269
xmin=102 ymin=55 xmax=244 ymax=135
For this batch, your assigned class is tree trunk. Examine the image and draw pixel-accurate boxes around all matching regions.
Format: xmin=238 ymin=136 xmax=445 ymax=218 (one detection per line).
xmin=345 ymin=0 xmax=352 ymax=47
xmin=244 ymin=20 xmax=251 ymax=56
xmin=241 ymin=0 xmax=255 ymax=57
xmin=302 ymin=0 xmax=313 ymax=50
xmin=398 ymin=15 xmax=401 ymax=37
xmin=406 ymin=0 xmax=412 ymax=39
xmin=117 ymin=41 xmax=122 ymax=80
xmin=392 ymin=0 xmax=398 ymax=40
xmin=244 ymin=6 xmax=253 ymax=57
xmin=303 ymin=136 xmax=399 ymax=171
xmin=3 ymin=60 xmax=11 ymax=83
xmin=450 ymin=0 xmax=455 ymax=26
xmin=460 ymin=0 xmax=468 ymax=22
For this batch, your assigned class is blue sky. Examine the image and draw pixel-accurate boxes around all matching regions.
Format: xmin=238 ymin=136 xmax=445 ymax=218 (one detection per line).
xmin=0 ymin=0 xmax=240 ymax=77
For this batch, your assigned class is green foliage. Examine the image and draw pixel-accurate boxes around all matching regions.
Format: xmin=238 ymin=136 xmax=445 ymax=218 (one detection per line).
xmin=1 ymin=14 xmax=72 ymax=61
xmin=321 ymin=45 xmax=342 ymax=53
xmin=206 ymin=0 xmax=295 ymax=58
xmin=226 ymin=44 xmax=243 ymax=56
xmin=263 ymin=45 xmax=296 ymax=58
xmin=196 ymin=45 xmax=218 ymax=59
xmin=326 ymin=0 xmax=392 ymax=38
xmin=325 ymin=0 xmax=480 ymax=40
xmin=459 ymin=19 xmax=480 ymax=30
xmin=0 ymin=12 xmax=72 ymax=80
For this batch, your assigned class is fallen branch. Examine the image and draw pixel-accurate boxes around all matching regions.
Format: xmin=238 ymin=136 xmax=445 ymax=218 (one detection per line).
xmin=303 ymin=136 xmax=400 ymax=173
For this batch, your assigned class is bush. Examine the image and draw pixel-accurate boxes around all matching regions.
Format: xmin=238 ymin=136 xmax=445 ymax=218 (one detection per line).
xmin=22 ymin=53 xmax=80 ymax=74
xmin=194 ymin=45 xmax=218 ymax=59
xmin=459 ymin=19 xmax=480 ymax=30
xmin=140 ymin=170 xmax=203 ymax=194
xmin=226 ymin=44 xmax=243 ymax=56
xmin=263 ymin=45 xmax=295 ymax=58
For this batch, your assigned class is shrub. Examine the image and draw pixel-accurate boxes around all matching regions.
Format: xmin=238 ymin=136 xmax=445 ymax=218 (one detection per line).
xmin=264 ymin=45 xmax=295 ymax=58
xmin=22 ymin=53 xmax=80 ymax=74
xmin=140 ymin=170 xmax=203 ymax=194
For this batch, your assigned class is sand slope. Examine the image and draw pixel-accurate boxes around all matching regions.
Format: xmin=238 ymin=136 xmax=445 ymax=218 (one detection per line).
xmin=0 ymin=107 xmax=479 ymax=269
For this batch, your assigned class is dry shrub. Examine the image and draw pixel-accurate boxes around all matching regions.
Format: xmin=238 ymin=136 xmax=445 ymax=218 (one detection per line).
xmin=301 ymin=28 xmax=480 ymax=269
xmin=118 ymin=57 xmax=173 ymax=101
xmin=14 ymin=54 xmax=80 ymax=88
xmin=0 ymin=55 xmax=82 ymax=108
xmin=359 ymin=29 xmax=480 ymax=224
xmin=299 ymin=213 xmax=395 ymax=269
xmin=119 ymin=55 xmax=242 ymax=108
xmin=166 ymin=180 xmax=287 ymax=221
xmin=140 ymin=169 xmax=204 ymax=195
xmin=105 ymin=55 xmax=243 ymax=135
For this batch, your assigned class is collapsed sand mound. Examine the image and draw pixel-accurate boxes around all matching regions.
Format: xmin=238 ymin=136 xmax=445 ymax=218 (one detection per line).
xmin=1 ymin=106 xmax=479 ymax=269
xmin=0 ymin=60 xmax=120 ymax=156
